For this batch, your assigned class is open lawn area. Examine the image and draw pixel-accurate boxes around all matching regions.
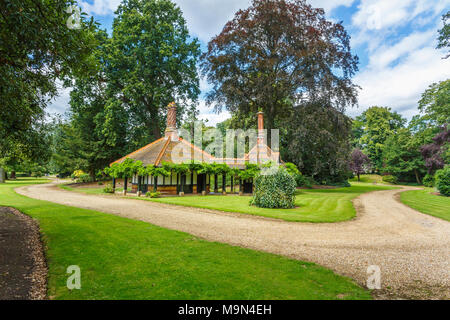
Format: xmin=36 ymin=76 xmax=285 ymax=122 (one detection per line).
xmin=400 ymin=188 xmax=450 ymax=222
xmin=63 ymin=182 xmax=397 ymax=223
xmin=142 ymin=183 xmax=397 ymax=223
xmin=0 ymin=178 xmax=370 ymax=300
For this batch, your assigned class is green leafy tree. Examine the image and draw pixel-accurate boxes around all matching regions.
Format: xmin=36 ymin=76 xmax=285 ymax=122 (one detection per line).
xmin=437 ymin=11 xmax=449 ymax=59
xmin=0 ymin=0 xmax=97 ymax=147
xmin=50 ymin=119 xmax=88 ymax=178
xmin=418 ymin=79 xmax=450 ymax=125
xmin=382 ymin=128 xmax=431 ymax=184
xmin=1 ymin=119 xmax=53 ymax=179
xmin=107 ymin=0 xmax=201 ymax=144
xmin=68 ymin=29 xmax=128 ymax=179
xmin=356 ymin=106 xmax=406 ymax=172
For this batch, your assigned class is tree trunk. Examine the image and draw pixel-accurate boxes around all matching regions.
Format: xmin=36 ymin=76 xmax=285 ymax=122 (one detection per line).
xmin=10 ymin=171 xmax=16 ymax=180
xmin=153 ymin=175 xmax=158 ymax=192
xmin=414 ymin=169 xmax=421 ymax=185
xmin=112 ymin=178 xmax=116 ymax=192
xmin=214 ymin=174 xmax=218 ymax=193
xmin=357 ymin=173 xmax=360 ymax=182
xmin=0 ymin=167 xmax=4 ymax=183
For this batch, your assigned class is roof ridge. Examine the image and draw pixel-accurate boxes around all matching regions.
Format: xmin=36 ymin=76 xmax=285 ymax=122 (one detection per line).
xmin=110 ymin=137 xmax=165 ymax=166
xmin=155 ymin=138 xmax=171 ymax=167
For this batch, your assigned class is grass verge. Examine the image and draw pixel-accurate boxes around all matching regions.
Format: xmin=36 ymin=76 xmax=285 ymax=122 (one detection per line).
xmin=0 ymin=178 xmax=371 ymax=300
xmin=400 ymin=188 xmax=450 ymax=222
xmin=142 ymin=183 xmax=396 ymax=223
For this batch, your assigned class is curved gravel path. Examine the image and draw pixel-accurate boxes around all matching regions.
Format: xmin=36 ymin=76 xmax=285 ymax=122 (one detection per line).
xmin=17 ymin=182 xmax=450 ymax=299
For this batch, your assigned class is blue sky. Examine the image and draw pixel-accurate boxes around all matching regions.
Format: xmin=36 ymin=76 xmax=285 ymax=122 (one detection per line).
xmin=50 ymin=0 xmax=450 ymax=125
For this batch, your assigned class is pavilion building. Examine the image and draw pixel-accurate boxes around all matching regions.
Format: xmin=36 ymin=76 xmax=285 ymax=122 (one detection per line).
xmin=110 ymin=103 xmax=280 ymax=195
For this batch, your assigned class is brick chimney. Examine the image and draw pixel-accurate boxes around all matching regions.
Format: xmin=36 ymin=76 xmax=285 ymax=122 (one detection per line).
xmin=257 ymin=111 xmax=265 ymax=144
xmin=165 ymin=102 xmax=178 ymax=140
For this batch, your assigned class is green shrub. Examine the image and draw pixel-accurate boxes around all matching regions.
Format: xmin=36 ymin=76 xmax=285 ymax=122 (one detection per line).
xmin=251 ymin=168 xmax=296 ymax=209
xmin=31 ymin=171 xmax=43 ymax=178
xmin=103 ymin=184 xmax=115 ymax=194
xmin=435 ymin=166 xmax=450 ymax=196
xmin=422 ymin=174 xmax=434 ymax=187
xmin=146 ymin=191 xmax=161 ymax=198
xmin=294 ymin=175 xmax=315 ymax=188
xmin=326 ymin=180 xmax=351 ymax=187
xmin=76 ymin=174 xmax=93 ymax=183
xmin=382 ymin=175 xmax=398 ymax=184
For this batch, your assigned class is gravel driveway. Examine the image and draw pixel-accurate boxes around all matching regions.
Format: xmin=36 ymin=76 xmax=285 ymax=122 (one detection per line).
xmin=17 ymin=183 xmax=450 ymax=299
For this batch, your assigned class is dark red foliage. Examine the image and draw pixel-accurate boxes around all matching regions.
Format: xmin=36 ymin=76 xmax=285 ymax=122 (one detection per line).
xmin=349 ymin=148 xmax=371 ymax=180
xmin=421 ymin=125 xmax=449 ymax=173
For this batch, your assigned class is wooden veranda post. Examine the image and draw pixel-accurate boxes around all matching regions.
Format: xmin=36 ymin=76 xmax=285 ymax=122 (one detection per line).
xmin=180 ymin=174 xmax=185 ymax=196
xmin=222 ymin=174 xmax=226 ymax=195
xmin=123 ymin=177 xmax=128 ymax=195
xmin=230 ymin=176 xmax=234 ymax=194
xmin=137 ymin=176 xmax=142 ymax=196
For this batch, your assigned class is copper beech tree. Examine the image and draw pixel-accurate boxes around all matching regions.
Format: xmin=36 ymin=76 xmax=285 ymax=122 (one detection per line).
xmin=201 ymin=0 xmax=359 ymax=146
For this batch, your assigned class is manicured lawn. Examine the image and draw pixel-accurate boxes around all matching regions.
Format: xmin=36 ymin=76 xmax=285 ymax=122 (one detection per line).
xmin=349 ymin=174 xmax=387 ymax=184
xmin=0 ymin=178 xmax=370 ymax=300
xmin=59 ymin=184 xmax=127 ymax=195
xmin=143 ymin=183 xmax=397 ymax=223
xmin=400 ymin=188 xmax=450 ymax=222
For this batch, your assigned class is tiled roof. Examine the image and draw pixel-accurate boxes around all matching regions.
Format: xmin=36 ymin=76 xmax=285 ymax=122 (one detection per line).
xmin=111 ymin=137 xmax=213 ymax=166
xmin=111 ymin=137 xmax=281 ymax=168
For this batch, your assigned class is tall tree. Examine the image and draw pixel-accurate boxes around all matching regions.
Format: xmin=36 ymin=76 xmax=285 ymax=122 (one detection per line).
xmin=0 ymin=0 xmax=98 ymax=180
xmin=68 ymin=29 xmax=128 ymax=179
xmin=0 ymin=0 xmax=97 ymax=143
xmin=418 ymin=79 xmax=450 ymax=125
xmin=284 ymin=102 xmax=352 ymax=183
xmin=49 ymin=117 xmax=89 ymax=178
xmin=201 ymin=0 xmax=359 ymax=145
xmin=107 ymin=0 xmax=201 ymax=145
xmin=356 ymin=106 xmax=406 ymax=172
xmin=383 ymin=128 xmax=431 ymax=184
xmin=437 ymin=11 xmax=449 ymax=59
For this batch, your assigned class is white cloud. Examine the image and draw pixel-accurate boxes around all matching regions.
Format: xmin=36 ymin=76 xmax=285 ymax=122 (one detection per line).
xmin=351 ymin=40 xmax=450 ymax=120
xmin=352 ymin=0 xmax=449 ymax=31
xmin=367 ymin=29 xmax=435 ymax=69
xmin=47 ymin=85 xmax=71 ymax=116
xmin=79 ymin=0 xmax=122 ymax=16
xmin=196 ymin=99 xmax=230 ymax=126
xmin=309 ymin=0 xmax=355 ymax=14
xmin=174 ymin=0 xmax=251 ymax=43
